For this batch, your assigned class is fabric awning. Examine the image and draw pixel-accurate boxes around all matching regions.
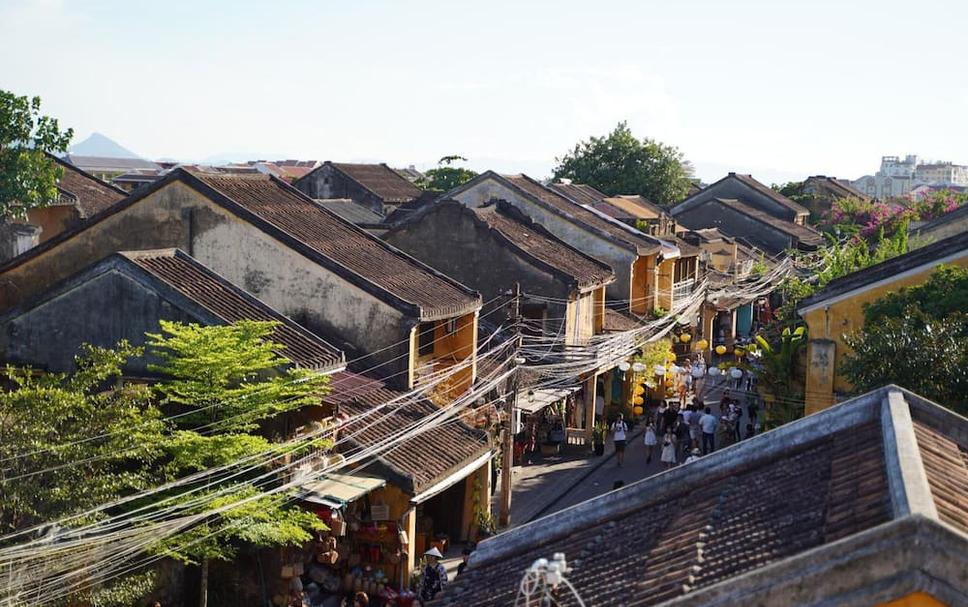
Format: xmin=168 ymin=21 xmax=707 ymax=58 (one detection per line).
xmin=516 ymin=386 xmax=580 ymax=414
xmin=409 ymin=450 xmax=492 ymax=505
xmin=298 ymin=472 xmax=386 ymax=508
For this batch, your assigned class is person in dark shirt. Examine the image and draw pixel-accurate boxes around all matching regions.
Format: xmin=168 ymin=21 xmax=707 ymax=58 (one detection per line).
xmin=456 ymin=547 xmax=472 ymax=576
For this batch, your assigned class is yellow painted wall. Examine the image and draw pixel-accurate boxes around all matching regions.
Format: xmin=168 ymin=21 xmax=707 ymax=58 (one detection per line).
xmin=876 ymin=591 xmax=948 ymax=607
xmin=421 ymin=310 xmax=478 ymax=400
xmin=630 ymin=255 xmax=654 ymax=314
xmin=657 ymin=258 xmax=675 ymax=311
xmin=24 ymin=206 xmax=79 ymax=243
xmin=593 ymin=286 xmax=605 ymax=334
xmin=802 ymin=254 xmax=968 ymax=414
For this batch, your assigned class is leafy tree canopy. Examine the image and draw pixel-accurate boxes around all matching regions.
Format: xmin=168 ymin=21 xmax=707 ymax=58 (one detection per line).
xmin=553 ymin=122 xmax=692 ymax=207
xmin=0 ymin=90 xmax=73 ymax=218
xmin=842 ymin=265 xmax=968 ymax=415
xmin=417 ymin=155 xmax=477 ymax=192
xmin=0 ymin=342 xmax=166 ymax=534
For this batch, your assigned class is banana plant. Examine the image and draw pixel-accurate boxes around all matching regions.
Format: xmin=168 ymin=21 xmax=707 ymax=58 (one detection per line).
xmin=753 ymin=326 xmax=807 ymax=428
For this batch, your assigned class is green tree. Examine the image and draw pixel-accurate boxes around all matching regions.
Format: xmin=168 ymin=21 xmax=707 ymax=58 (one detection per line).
xmin=0 ymin=342 xmax=166 ymax=535
xmin=751 ymin=326 xmax=807 ymax=428
xmin=842 ymin=266 xmax=968 ymax=415
xmin=0 ymin=90 xmax=74 ymax=218
xmin=146 ymin=320 xmax=330 ymax=607
xmin=417 ymin=155 xmax=478 ymax=192
xmin=553 ymin=122 xmax=692 ymax=207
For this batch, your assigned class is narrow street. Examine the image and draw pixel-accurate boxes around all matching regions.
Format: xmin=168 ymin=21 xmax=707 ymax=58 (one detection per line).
xmin=502 ymin=375 xmax=752 ymax=525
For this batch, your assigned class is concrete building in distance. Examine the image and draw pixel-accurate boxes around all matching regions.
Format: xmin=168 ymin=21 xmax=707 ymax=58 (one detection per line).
xmin=434 ymin=385 xmax=968 ymax=607
xmin=852 ymin=155 xmax=968 ymax=199
xmin=797 ymin=231 xmax=968 ymax=413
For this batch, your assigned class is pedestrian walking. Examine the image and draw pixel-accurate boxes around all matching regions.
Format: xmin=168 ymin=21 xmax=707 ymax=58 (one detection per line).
xmin=643 ymin=422 xmax=657 ymax=464
xmin=700 ymin=407 xmax=718 ymax=455
xmin=660 ymin=432 xmax=677 ymax=468
xmin=420 ymin=547 xmax=448 ymax=602
xmin=611 ymin=413 xmax=628 ymax=467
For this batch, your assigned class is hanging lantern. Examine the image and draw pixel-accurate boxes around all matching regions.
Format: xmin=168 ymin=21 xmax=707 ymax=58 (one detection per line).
xmin=664 ymin=379 xmax=674 ymax=388
xmin=633 ymin=385 xmax=645 ymax=396
xmin=680 ymin=333 xmax=692 ymax=343
xmin=665 ymin=351 xmax=676 ymax=361
xmin=654 ymin=364 xmax=666 ymax=376
xmin=633 ymin=396 xmax=644 ymax=406
xmin=691 ymin=366 xmax=704 ymax=379
xmin=618 ymin=361 xmax=631 ymax=372
xmin=696 ymin=339 xmax=709 ymax=350
xmin=715 ymin=345 xmax=727 ymax=355
xmin=632 ymin=362 xmax=646 ymax=373
xmin=708 ymin=366 xmax=720 ymax=376
xmin=633 ymin=406 xmax=644 ymax=416
xmin=730 ymin=367 xmax=743 ymax=380
xmin=734 ymin=348 xmax=744 ymax=357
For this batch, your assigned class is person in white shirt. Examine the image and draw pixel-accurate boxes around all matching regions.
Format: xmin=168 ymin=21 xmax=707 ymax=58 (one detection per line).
xmin=643 ymin=422 xmax=657 ymax=464
xmin=685 ymin=447 xmax=702 ymax=464
xmin=611 ymin=414 xmax=628 ymax=467
xmin=699 ymin=407 xmax=718 ymax=454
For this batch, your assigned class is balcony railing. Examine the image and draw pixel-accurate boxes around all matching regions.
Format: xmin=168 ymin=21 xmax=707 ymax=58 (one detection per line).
xmin=672 ymin=278 xmax=695 ymax=300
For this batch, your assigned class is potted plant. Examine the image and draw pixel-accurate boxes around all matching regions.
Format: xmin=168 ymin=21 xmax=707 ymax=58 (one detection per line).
xmin=592 ymin=422 xmax=607 ymax=456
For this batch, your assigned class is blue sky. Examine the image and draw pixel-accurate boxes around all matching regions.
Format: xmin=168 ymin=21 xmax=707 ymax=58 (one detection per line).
xmin=2 ymin=0 xmax=965 ymax=184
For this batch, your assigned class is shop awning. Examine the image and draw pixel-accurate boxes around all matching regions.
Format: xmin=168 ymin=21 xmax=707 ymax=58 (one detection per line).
xmin=298 ymin=472 xmax=386 ymax=508
xmin=515 ymin=386 xmax=580 ymax=414
xmin=409 ymin=450 xmax=492 ymax=505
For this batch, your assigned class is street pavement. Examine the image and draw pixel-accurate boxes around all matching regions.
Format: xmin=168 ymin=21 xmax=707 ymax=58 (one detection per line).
xmin=502 ymin=375 xmax=756 ymax=524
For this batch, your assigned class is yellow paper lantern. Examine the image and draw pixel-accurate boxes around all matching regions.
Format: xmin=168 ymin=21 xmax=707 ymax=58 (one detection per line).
xmin=665 ymin=351 xmax=676 ymax=361
xmin=696 ymin=339 xmax=709 ymax=350
xmin=633 ymin=385 xmax=645 ymax=396
xmin=679 ymin=333 xmax=691 ymax=343
xmin=664 ymin=379 xmax=674 ymax=388
xmin=715 ymin=345 xmax=727 ymax=355
xmin=633 ymin=396 xmax=644 ymax=405
xmin=734 ymin=348 xmax=744 ymax=357
xmin=633 ymin=406 xmax=644 ymax=416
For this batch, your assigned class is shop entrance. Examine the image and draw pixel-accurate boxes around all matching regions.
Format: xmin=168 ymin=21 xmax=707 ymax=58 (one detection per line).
xmin=417 ymin=479 xmax=467 ymax=551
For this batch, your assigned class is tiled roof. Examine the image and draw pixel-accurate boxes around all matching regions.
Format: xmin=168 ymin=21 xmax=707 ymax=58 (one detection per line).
xmin=330 ymin=162 xmax=424 ymax=203
xmin=501 ymin=174 xmax=661 ymax=255
xmin=434 ymin=386 xmax=968 ymax=607
xmin=187 ymin=171 xmax=480 ymax=320
xmin=913 ymin=420 xmax=968 ymax=534
xmin=314 ymin=198 xmax=386 ymax=226
xmin=798 ymin=230 xmax=968 ymax=311
xmin=547 ymin=182 xmax=607 ymax=206
xmin=805 ymin=175 xmax=871 ymax=201
xmin=714 ymin=198 xmax=824 ymax=246
xmin=732 ymin=173 xmax=809 ymax=216
xmin=325 ymin=371 xmax=491 ymax=494
xmin=602 ymin=308 xmax=643 ymax=332
xmin=604 ymin=195 xmax=665 ymax=219
xmin=123 ymin=249 xmax=344 ymax=370
xmin=50 ymin=153 xmax=128 ymax=217
xmin=63 ymin=154 xmax=161 ymax=172
xmin=471 ymin=202 xmax=614 ymax=289
xmin=590 ymin=201 xmax=632 ymax=220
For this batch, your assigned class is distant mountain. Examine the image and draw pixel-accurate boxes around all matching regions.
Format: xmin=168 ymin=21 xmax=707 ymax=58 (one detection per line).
xmin=68 ymin=133 xmax=143 ymax=159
